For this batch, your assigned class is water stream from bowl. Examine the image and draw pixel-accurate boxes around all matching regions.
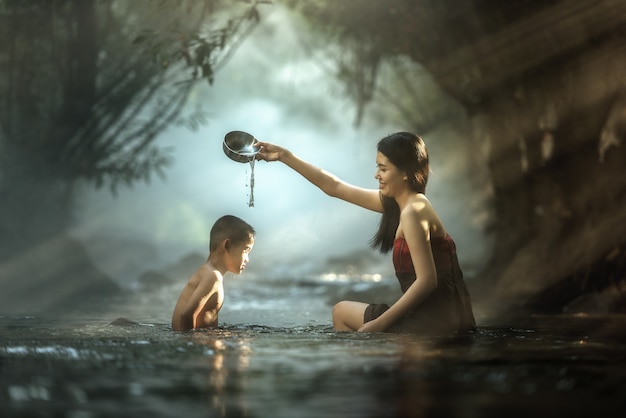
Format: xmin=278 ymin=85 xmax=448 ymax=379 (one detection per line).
xmin=247 ymin=159 xmax=255 ymax=207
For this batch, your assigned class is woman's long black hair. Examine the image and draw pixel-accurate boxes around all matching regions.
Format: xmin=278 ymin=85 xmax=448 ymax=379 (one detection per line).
xmin=370 ymin=132 xmax=429 ymax=253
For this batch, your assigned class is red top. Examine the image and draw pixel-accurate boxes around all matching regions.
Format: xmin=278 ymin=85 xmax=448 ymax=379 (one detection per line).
xmin=378 ymin=233 xmax=475 ymax=333
xmin=393 ymin=234 xmax=457 ymax=276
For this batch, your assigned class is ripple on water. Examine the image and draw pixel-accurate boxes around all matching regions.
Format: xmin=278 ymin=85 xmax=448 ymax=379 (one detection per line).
xmin=1 ymin=315 xmax=626 ymax=417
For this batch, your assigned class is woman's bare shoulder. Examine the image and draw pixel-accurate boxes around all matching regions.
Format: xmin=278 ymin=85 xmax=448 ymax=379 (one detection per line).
xmin=401 ymin=194 xmax=432 ymax=217
xmin=401 ymin=195 xmax=446 ymax=236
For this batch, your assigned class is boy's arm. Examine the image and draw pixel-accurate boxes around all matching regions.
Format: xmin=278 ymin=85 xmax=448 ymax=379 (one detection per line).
xmin=192 ymin=288 xmax=220 ymax=328
xmin=180 ymin=272 xmax=219 ymax=328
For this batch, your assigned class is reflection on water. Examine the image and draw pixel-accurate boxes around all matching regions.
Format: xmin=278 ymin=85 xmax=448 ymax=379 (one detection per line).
xmin=1 ymin=314 xmax=625 ymax=418
xmin=190 ymin=332 xmax=253 ymax=416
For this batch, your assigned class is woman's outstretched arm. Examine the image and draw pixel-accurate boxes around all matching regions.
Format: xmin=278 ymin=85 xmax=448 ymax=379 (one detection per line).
xmin=256 ymin=141 xmax=383 ymax=212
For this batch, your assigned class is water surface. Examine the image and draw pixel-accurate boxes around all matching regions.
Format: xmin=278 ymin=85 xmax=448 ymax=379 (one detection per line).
xmin=2 ymin=276 xmax=625 ymax=417
xmin=2 ymin=313 xmax=625 ymax=418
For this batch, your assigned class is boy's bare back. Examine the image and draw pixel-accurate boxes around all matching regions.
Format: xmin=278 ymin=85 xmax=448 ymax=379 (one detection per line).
xmin=171 ymin=262 xmax=224 ymax=332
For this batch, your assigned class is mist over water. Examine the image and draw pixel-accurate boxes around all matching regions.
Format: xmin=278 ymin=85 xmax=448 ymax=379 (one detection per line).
xmin=69 ymin=5 xmax=492 ymax=291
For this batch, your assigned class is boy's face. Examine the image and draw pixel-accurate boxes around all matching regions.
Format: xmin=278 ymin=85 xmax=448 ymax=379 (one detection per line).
xmin=226 ymin=235 xmax=254 ymax=275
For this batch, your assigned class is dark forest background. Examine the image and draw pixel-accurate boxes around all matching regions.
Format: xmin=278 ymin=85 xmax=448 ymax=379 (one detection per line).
xmin=1 ymin=0 xmax=625 ymax=318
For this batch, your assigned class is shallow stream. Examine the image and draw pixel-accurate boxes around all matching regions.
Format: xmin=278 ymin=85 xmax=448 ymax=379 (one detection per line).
xmin=1 ymin=277 xmax=625 ymax=417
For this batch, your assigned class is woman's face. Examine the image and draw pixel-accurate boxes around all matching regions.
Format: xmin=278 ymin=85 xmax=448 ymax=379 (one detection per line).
xmin=375 ymin=151 xmax=406 ymax=198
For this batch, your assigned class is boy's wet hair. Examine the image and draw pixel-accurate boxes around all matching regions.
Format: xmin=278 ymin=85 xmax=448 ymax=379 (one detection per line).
xmin=209 ymin=215 xmax=255 ymax=251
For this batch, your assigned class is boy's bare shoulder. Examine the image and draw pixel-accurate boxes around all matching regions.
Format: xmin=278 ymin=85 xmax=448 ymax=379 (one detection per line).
xmin=190 ymin=262 xmax=222 ymax=286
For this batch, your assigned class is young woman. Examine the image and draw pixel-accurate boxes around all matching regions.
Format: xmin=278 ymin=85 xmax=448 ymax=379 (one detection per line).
xmin=255 ymin=132 xmax=475 ymax=334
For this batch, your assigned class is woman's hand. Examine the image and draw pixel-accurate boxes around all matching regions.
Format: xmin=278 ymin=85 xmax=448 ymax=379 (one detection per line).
xmin=255 ymin=141 xmax=286 ymax=162
xmin=358 ymin=319 xmax=386 ymax=333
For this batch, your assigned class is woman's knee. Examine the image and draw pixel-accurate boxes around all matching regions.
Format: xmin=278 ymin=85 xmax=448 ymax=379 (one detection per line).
xmin=332 ymin=301 xmax=345 ymax=320
xmin=332 ymin=301 xmax=365 ymax=331
xmin=332 ymin=301 xmax=350 ymax=327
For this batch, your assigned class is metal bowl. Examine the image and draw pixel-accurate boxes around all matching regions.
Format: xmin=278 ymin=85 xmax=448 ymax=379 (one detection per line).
xmin=223 ymin=131 xmax=259 ymax=163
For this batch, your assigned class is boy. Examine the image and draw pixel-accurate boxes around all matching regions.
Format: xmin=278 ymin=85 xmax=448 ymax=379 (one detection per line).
xmin=171 ymin=215 xmax=255 ymax=331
